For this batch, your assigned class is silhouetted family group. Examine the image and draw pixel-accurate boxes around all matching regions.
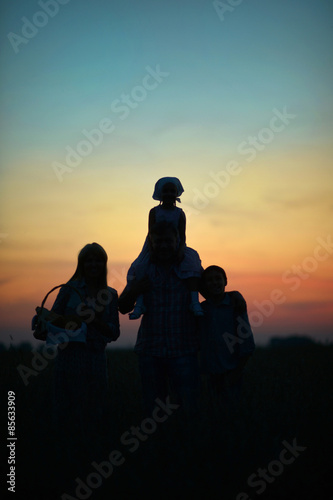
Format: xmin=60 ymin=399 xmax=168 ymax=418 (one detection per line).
xmin=40 ymin=176 xmax=255 ymax=472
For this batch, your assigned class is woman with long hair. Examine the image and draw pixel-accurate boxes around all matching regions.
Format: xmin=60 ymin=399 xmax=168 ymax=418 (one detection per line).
xmin=50 ymin=242 xmax=120 ymax=468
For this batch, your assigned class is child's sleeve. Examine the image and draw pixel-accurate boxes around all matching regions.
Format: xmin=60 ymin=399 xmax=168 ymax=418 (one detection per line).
xmin=178 ymin=209 xmax=186 ymax=245
xmin=235 ymin=292 xmax=255 ymax=356
xmin=148 ymin=207 xmax=156 ymax=231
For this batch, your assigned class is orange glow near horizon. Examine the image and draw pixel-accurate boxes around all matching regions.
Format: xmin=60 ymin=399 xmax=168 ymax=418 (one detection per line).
xmin=1 ymin=0 xmax=333 ymax=347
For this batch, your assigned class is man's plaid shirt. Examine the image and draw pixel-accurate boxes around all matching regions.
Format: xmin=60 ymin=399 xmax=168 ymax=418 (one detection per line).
xmin=133 ymin=262 xmax=199 ymax=357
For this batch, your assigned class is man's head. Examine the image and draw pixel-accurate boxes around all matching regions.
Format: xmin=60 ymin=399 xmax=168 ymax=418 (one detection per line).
xmin=200 ymin=265 xmax=227 ymax=299
xmin=148 ymin=221 xmax=179 ymax=263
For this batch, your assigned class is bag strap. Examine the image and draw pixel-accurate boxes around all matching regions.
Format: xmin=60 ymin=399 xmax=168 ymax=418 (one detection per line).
xmin=40 ymin=283 xmax=83 ymax=310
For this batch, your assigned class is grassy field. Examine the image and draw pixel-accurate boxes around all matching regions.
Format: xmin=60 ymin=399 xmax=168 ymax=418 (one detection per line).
xmin=1 ymin=345 xmax=333 ymax=500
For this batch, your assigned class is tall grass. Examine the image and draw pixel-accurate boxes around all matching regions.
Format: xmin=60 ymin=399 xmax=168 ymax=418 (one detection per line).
xmin=1 ymin=345 xmax=332 ymax=499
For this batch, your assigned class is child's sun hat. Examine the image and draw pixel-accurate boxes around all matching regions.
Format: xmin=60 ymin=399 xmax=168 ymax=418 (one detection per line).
xmin=152 ymin=177 xmax=184 ymax=202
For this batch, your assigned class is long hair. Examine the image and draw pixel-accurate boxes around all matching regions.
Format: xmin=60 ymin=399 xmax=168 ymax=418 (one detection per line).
xmin=68 ymin=242 xmax=108 ymax=288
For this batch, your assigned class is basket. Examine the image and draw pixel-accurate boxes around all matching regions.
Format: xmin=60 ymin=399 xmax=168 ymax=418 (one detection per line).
xmin=32 ymin=283 xmax=83 ymax=341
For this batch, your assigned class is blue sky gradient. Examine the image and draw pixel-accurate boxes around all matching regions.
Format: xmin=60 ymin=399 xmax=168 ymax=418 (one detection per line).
xmin=1 ymin=0 xmax=332 ymax=347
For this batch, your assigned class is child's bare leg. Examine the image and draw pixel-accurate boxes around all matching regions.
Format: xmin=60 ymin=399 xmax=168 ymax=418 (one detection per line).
xmin=129 ymin=294 xmax=146 ymax=320
xmin=186 ymin=277 xmax=204 ymax=316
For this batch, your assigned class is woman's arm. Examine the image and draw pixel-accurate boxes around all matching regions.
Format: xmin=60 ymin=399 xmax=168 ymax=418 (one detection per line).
xmin=94 ymin=289 xmax=120 ymax=341
xmin=51 ymin=285 xmax=71 ymax=315
xmin=50 ymin=285 xmax=83 ymax=329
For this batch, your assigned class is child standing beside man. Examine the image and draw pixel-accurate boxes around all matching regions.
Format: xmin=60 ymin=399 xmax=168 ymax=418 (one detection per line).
xmin=199 ymin=265 xmax=255 ymax=410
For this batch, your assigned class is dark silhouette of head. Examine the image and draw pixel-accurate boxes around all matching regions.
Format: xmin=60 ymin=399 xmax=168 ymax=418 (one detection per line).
xmin=200 ymin=265 xmax=228 ymax=299
xmin=69 ymin=242 xmax=108 ymax=287
xmin=152 ymin=176 xmax=184 ymax=203
xmin=148 ymin=221 xmax=179 ymax=263
xmin=161 ymin=182 xmax=178 ymax=206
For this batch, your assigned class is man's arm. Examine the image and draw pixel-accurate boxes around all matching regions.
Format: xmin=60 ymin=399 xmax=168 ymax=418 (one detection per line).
xmin=118 ymin=285 xmax=137 ymax=314
xmin=118 ymin=277 xmax=151 ymax=314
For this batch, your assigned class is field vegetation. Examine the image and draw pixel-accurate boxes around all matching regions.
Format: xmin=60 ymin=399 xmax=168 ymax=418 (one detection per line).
xmin=1 ymin=344 xmax=332 ymax=499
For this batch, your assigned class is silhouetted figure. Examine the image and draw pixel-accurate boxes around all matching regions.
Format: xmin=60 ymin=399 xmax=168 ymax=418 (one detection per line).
xmin=199 ymin=265 xmax=255 ymax=413
xmin=50 ymin=243 xmax=120 ymax=470
xmin=128 ymin=177 xmax=203 ymax=319
xmin=119 ymin=221 xmax=201 ymax=419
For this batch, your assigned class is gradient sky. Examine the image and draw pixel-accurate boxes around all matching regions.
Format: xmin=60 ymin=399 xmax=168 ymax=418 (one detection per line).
xmin=1 ymin=0 xmax=332 ymax=348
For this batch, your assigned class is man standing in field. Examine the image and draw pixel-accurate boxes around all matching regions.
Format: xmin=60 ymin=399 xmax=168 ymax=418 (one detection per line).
xmin=118 ymin=220 xmax=201 ymax=419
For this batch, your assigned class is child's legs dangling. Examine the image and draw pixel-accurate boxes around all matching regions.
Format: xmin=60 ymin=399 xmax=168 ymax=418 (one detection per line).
xmin=129 ymin=293 xmax=146 ymax=320
xmin=186 ymin=277 xmax=204 ymax=316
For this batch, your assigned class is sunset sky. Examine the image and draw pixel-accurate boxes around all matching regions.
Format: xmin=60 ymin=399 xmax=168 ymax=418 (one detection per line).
xmin=1 ymin=0 xmax=332 ymax=348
